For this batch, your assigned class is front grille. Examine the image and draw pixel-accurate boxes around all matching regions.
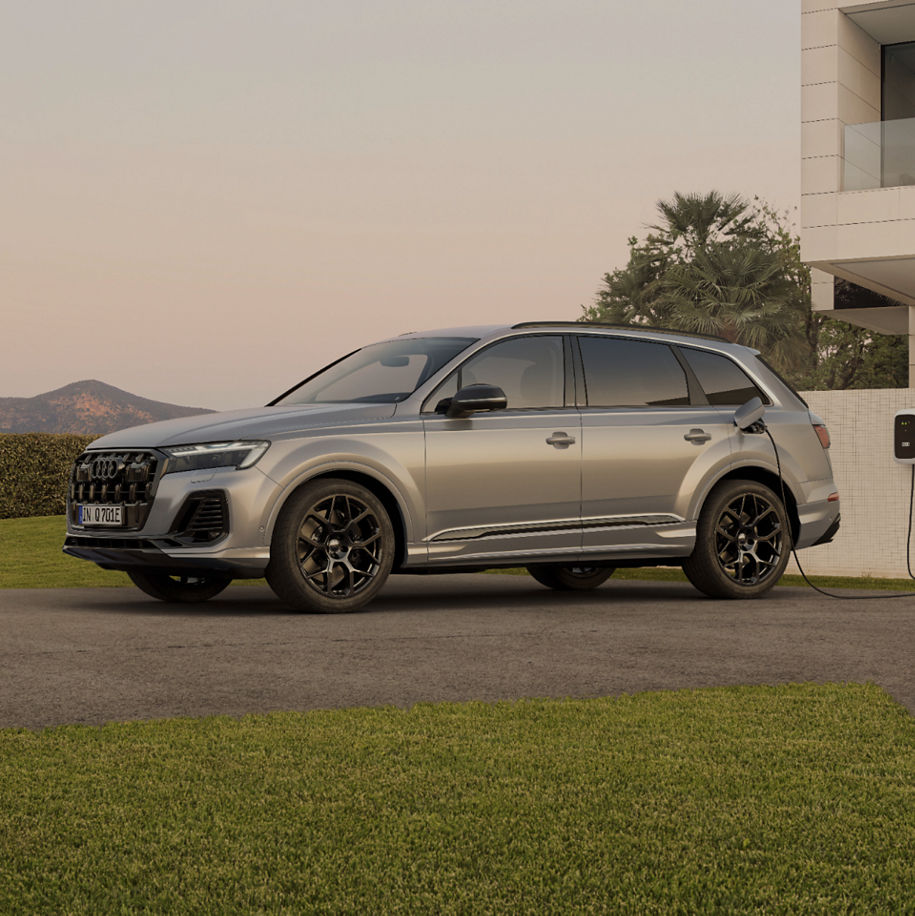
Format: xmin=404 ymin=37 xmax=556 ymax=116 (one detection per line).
xmin=68 ymin=450 xmax=160 ymax=530
xmin=171 ymin=491 xmax=229 ymax=543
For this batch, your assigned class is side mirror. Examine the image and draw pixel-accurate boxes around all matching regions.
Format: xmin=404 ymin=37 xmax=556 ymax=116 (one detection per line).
xmin=734 ymin=396 xmax=766 ymax=432
xmin=437 ymin=384 xmax=508 ymax=418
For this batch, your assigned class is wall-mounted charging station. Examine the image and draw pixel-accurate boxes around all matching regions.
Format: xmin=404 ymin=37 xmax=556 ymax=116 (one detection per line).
xmin=894 ymin=409 xmax=915 ymax=464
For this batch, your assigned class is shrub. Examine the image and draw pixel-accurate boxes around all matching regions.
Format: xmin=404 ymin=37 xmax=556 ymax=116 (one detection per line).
xmin=0 ymin=434 xmax=98 ymax=519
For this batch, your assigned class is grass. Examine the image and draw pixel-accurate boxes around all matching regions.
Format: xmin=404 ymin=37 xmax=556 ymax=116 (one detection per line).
xmin=1 ymin=684 xmax=913 ymax=912
xmin=4 ymin=515 xmax=915 ymax=592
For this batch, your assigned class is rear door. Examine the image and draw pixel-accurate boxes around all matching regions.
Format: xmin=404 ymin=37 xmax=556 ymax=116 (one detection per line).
xmin=576 ymin=335 xmax=734 ymax=551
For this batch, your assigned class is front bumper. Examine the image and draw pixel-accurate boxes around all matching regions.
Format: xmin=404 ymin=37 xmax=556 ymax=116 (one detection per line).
xmin=64 ymin=464 xmax=277 ymax=578
xmin=62 ymin=537 xmax=269 ymax=577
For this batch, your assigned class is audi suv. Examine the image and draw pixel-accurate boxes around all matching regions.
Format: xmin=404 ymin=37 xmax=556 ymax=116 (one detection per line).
xmin=64 ymin=323 xmax=840 ymax=610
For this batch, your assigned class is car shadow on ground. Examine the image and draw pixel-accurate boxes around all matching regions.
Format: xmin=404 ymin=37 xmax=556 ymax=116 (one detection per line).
xmin=56 ymin=576 xmax=813 ymax=619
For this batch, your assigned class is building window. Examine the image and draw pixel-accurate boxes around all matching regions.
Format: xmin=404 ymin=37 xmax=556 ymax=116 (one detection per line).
xmin=883 ymin=41 xmax=915 ymax=121
xmin=881 ymin=41 xmax=915 ymax=187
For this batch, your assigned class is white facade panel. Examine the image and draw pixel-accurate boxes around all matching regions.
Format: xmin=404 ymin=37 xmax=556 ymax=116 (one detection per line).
xmin=802 ymin=192 xmax=838 ymax=228
xmin=802 ymin=155 xmax=842 ymax=194
xmin=802 ymin=10 xmax=839 ymax=49
xmin=836 ymin=11 xmax=881 ymax=74
xmin=802 ymin=0 xmax=836 ymax=13
xmin=898 ymin=187 xmax=915 ymax=219
xmin=803 ymin=45 xmax=838 ymax=85
xmin=802 ymin=226 xmax=839 ymax=261
xmin=836 ymin=188 xmax=903 ymax=224
xmin=834 ymin=219 xmax=909 ymax=260
xmin=837 ymin=47 xmax=881 ymax=109
xmin=802 ymin=82 xmax=838 ymax=122
xmin=802 ymin=119 xmax=842 ymax=159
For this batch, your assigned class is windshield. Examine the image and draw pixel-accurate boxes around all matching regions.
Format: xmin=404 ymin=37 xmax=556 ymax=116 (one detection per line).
xmin=272 ymin=337 xmax=478 ymax=406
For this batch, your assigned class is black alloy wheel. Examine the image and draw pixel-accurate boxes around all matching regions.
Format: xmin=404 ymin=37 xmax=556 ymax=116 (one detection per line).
xmin=127 ymin=570 xmax=232 ymax=603
xmin=526 ymin=564 xmax=616 ymax=591
xmin=683 ymin=479 xmax=790 ymax=599
xmin=266 ymin=479 xmax=394 ymax=613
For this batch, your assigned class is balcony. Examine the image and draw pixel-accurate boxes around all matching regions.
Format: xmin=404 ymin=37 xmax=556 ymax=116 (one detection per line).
xmin=844 ymin=117 xmax=915 ymax=190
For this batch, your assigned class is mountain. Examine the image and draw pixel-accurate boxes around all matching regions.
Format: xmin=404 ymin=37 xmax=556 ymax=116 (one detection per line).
xmin=0 ymin=380 xmax=214 ymax=435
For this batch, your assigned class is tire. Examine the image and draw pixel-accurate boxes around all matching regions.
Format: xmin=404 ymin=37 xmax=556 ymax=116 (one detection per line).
xmin=526 ymin=564 xmax=616 ymax=591
xmin=682 ymin=479 xmax=790 ymax=599
xmin=127 ymin=570 xmax=232 ymax=603
xmin=266 ymin=478 xmax=395 ymax=613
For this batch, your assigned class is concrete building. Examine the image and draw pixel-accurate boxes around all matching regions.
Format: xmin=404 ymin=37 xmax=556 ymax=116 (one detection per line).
xmin=801 ymin=0 xmax=915 ymax=382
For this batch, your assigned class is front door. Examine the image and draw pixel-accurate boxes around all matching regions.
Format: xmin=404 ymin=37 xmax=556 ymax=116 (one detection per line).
xmin=423 ymin=335 xmax=582 ymax=565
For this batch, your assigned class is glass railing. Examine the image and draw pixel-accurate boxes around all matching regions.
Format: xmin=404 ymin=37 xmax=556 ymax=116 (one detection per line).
xmin=843 ymin=117 xmax=915 ymax=190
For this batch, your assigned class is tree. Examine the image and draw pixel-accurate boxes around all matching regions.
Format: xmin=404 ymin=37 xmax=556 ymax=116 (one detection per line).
xmin=581 ymin=191 xmax=906 ymax=389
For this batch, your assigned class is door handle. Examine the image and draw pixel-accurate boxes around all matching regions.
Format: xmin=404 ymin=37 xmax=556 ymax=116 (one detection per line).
xmin=684 ymin=428 xmax=711 ymax=444
xmin=546 ymin=432 xmax=576 ymax=449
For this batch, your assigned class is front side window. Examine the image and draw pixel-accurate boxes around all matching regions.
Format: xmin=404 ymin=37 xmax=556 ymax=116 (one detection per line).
xmin=273 ymin=337 xmax=476 ymax=405
xmin=425 ymin=336 xmax=565 ymax=411
xmin=578 ymin=337 xmax=689 ymax=407
xmin=680 ymin=348 xmax=765 ymax=406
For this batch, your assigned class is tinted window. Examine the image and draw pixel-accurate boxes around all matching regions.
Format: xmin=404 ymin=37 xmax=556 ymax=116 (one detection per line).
xmin=681 ymin=348 xmax=765 ymax=406
xmin=578 ymin=337 xmax=688 ymax=407
xmin=429 ymin=336 xmax=565 ymax=410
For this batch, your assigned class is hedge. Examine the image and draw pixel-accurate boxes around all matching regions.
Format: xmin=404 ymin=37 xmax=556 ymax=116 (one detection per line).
xmin=0 ymin=434 xmax=99 ymax=519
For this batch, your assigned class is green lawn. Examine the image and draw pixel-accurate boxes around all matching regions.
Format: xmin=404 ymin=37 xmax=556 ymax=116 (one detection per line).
xmin=1 ymin=684 xmax=912 ymax=913
xmin=6 ymin=515 xmax=915 ymax=593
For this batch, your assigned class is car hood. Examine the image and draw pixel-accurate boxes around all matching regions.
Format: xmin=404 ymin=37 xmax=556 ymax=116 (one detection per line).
xmin=87 ymin=403 xmax=398 ymax=449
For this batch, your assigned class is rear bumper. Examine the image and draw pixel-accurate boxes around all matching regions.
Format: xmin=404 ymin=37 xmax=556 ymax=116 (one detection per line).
xmin=811 ymin=512 xmax=840 ymax=547
xmin=795 ymin=496 xmax=841 ymax=550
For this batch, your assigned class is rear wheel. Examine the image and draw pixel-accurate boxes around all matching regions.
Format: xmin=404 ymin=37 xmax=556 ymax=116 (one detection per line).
xmin=682 ymin=479 xmax=790 ymax=599
xmin=526 ymin=565 xmax=616 ymax=591
xmin=127 ymin=571 xmax=232 ymax=603
xmin=266 ymin=478 xmax=395 ymax=613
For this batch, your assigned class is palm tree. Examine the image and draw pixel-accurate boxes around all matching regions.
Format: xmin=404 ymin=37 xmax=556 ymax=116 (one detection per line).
xmin=584 ymin=192 xmax=811 ymax=378
xmin=653 ymin=191 xmax=756 ymax=255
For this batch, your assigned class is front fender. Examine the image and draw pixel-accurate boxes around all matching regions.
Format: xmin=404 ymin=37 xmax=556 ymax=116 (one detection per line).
xmin=257 ymin=425 xmax=425 ymax=547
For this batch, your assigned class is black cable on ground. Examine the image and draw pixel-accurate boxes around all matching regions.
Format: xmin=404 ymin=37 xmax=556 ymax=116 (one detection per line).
xmin=764 ymin=425 xmax=915 ymax=600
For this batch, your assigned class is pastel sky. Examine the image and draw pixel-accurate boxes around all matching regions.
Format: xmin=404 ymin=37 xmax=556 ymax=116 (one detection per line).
xmin=2 ymin=0 xmax=800 ymax=410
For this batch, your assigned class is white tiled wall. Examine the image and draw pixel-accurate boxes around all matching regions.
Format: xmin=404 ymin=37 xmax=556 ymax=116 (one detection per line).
xmin=788 ymin=388 xmax=915 ymax=577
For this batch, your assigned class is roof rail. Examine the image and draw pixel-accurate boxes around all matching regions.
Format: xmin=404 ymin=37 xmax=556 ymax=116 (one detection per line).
xmin=510 ymin=321 xmax=728 ymax=343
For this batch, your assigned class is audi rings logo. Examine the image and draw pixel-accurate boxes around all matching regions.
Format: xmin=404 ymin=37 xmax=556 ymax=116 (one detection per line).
xmin=90 ymin=458 xmax=121 ymax=481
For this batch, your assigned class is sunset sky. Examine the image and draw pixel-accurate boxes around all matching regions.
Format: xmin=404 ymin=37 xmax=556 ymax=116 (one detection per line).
xmin=2 ymin=0 xmax=800 ymax=410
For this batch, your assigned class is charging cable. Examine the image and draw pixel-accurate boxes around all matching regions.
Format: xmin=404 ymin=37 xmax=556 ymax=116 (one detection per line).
xmin=764 ymin=425 xmax=915 ymax=600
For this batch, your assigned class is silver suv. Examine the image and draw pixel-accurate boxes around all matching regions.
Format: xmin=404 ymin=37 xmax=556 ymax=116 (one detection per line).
xmin=64 ymin=323 xmax=839 ymax=610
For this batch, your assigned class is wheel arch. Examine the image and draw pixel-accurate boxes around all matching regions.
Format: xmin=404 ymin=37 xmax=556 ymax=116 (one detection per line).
xmin=269 ymin=469 xmax=409 ymax=571
xmin=712 ymin=466 xmax=800 ymax=545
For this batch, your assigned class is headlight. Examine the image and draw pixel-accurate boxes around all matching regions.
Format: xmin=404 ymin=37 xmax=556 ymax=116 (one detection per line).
xmin=162 ymin=441 xmax=270 ymax=474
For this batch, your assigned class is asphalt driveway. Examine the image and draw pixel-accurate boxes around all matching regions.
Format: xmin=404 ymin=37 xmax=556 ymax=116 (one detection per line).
xmin=1 ymin=575 xmax=914 ymax=729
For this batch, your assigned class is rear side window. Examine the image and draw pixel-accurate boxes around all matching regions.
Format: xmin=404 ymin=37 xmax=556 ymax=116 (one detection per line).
xmin=578 ymin=337 xmax=689 ymax=407
xmin=680 ymin=348 xmax=766 ymax=406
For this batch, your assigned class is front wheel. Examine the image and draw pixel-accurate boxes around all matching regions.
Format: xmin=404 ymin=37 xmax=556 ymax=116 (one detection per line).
xmin=682 ymin=479 xmax=790 ymax=599
xmin=526 ymin=565 xmax=616 ymax=591
xmin=266 ymin=478 xmax=395 ymax=613
xmin=127 ymin=570 xmax=232 ymax=603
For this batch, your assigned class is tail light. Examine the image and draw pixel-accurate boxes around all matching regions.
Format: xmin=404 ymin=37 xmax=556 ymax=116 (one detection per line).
xmin=813 ymin=423 xmax=830 ymax=449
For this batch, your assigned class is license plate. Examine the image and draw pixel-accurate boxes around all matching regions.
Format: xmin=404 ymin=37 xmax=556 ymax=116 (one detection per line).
xmin=78 ymin=504 xmax=124 ymax=526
